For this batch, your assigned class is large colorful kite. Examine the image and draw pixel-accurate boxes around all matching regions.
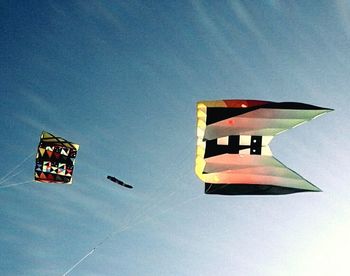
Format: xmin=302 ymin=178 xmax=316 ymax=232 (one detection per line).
xmin=34 ymin=131 xmax=79 ymax=184
xmin=195 ymin=100 xmax=332 ymax=195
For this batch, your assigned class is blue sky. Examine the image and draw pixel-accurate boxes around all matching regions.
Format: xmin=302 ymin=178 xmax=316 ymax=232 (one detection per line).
xmin=1 ymin=1 xmax=349 ymax=275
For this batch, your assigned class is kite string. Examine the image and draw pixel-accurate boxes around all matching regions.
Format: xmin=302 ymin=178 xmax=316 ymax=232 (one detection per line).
xmin=121 ymin=190 xmax=178 ymax=228
xmin=0 ymin=168 xmax=26 ymax=184
xmin=125 ymin=150 xmax=192 ymax=226
xmin=124 ymin=137 xmax=195 ymax=226
xmin=128 ymin=193 xmax=204 ymax=230
xmin=62 ymin=189 xmax=198 ymax=276
xmin=62 ymin=249 xmax=95 ymax=276
xmin=0 ymin=152 xmax=34 ymax=184
xmin=62 ymin=223 xmax=132 ymax=276
xmin=61 ymin=193 xmax=203 ymax=276
xmin=0 ymin=180 xmax=33 ymax=189
xmin=63 ymin=136 xmax=196 ymax=275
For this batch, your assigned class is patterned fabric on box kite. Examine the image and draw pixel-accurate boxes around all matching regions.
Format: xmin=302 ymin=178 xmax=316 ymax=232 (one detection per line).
xmin=34 ymin=131 xmax=79 ymax=184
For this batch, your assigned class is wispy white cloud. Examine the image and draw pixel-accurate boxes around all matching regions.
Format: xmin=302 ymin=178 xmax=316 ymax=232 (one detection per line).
xmin=18 ymin=88 xmax=58 ymax=116
xmin=13 ymin=114 xmax=46 ymax=132
xmin=75 ymin=0 xmax=123 ymax=31
xmin=335 ymin=0 xmax=350 ymax=38
xmin=228 ymin=0 xmax=268 ymax=46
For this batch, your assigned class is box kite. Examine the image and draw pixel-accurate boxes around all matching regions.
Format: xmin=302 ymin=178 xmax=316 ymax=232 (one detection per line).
xmin=195 ymin=100 xmax=333 ymax=195
xmin=34 ymin=131 xmax=79 ymax=184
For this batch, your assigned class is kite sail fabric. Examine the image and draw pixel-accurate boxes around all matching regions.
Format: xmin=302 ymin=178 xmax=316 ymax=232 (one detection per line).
xmin=195 ymin=100 xmax=333 ymax=195
xmin=34 ymin=131 xmax=79 ymax=184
